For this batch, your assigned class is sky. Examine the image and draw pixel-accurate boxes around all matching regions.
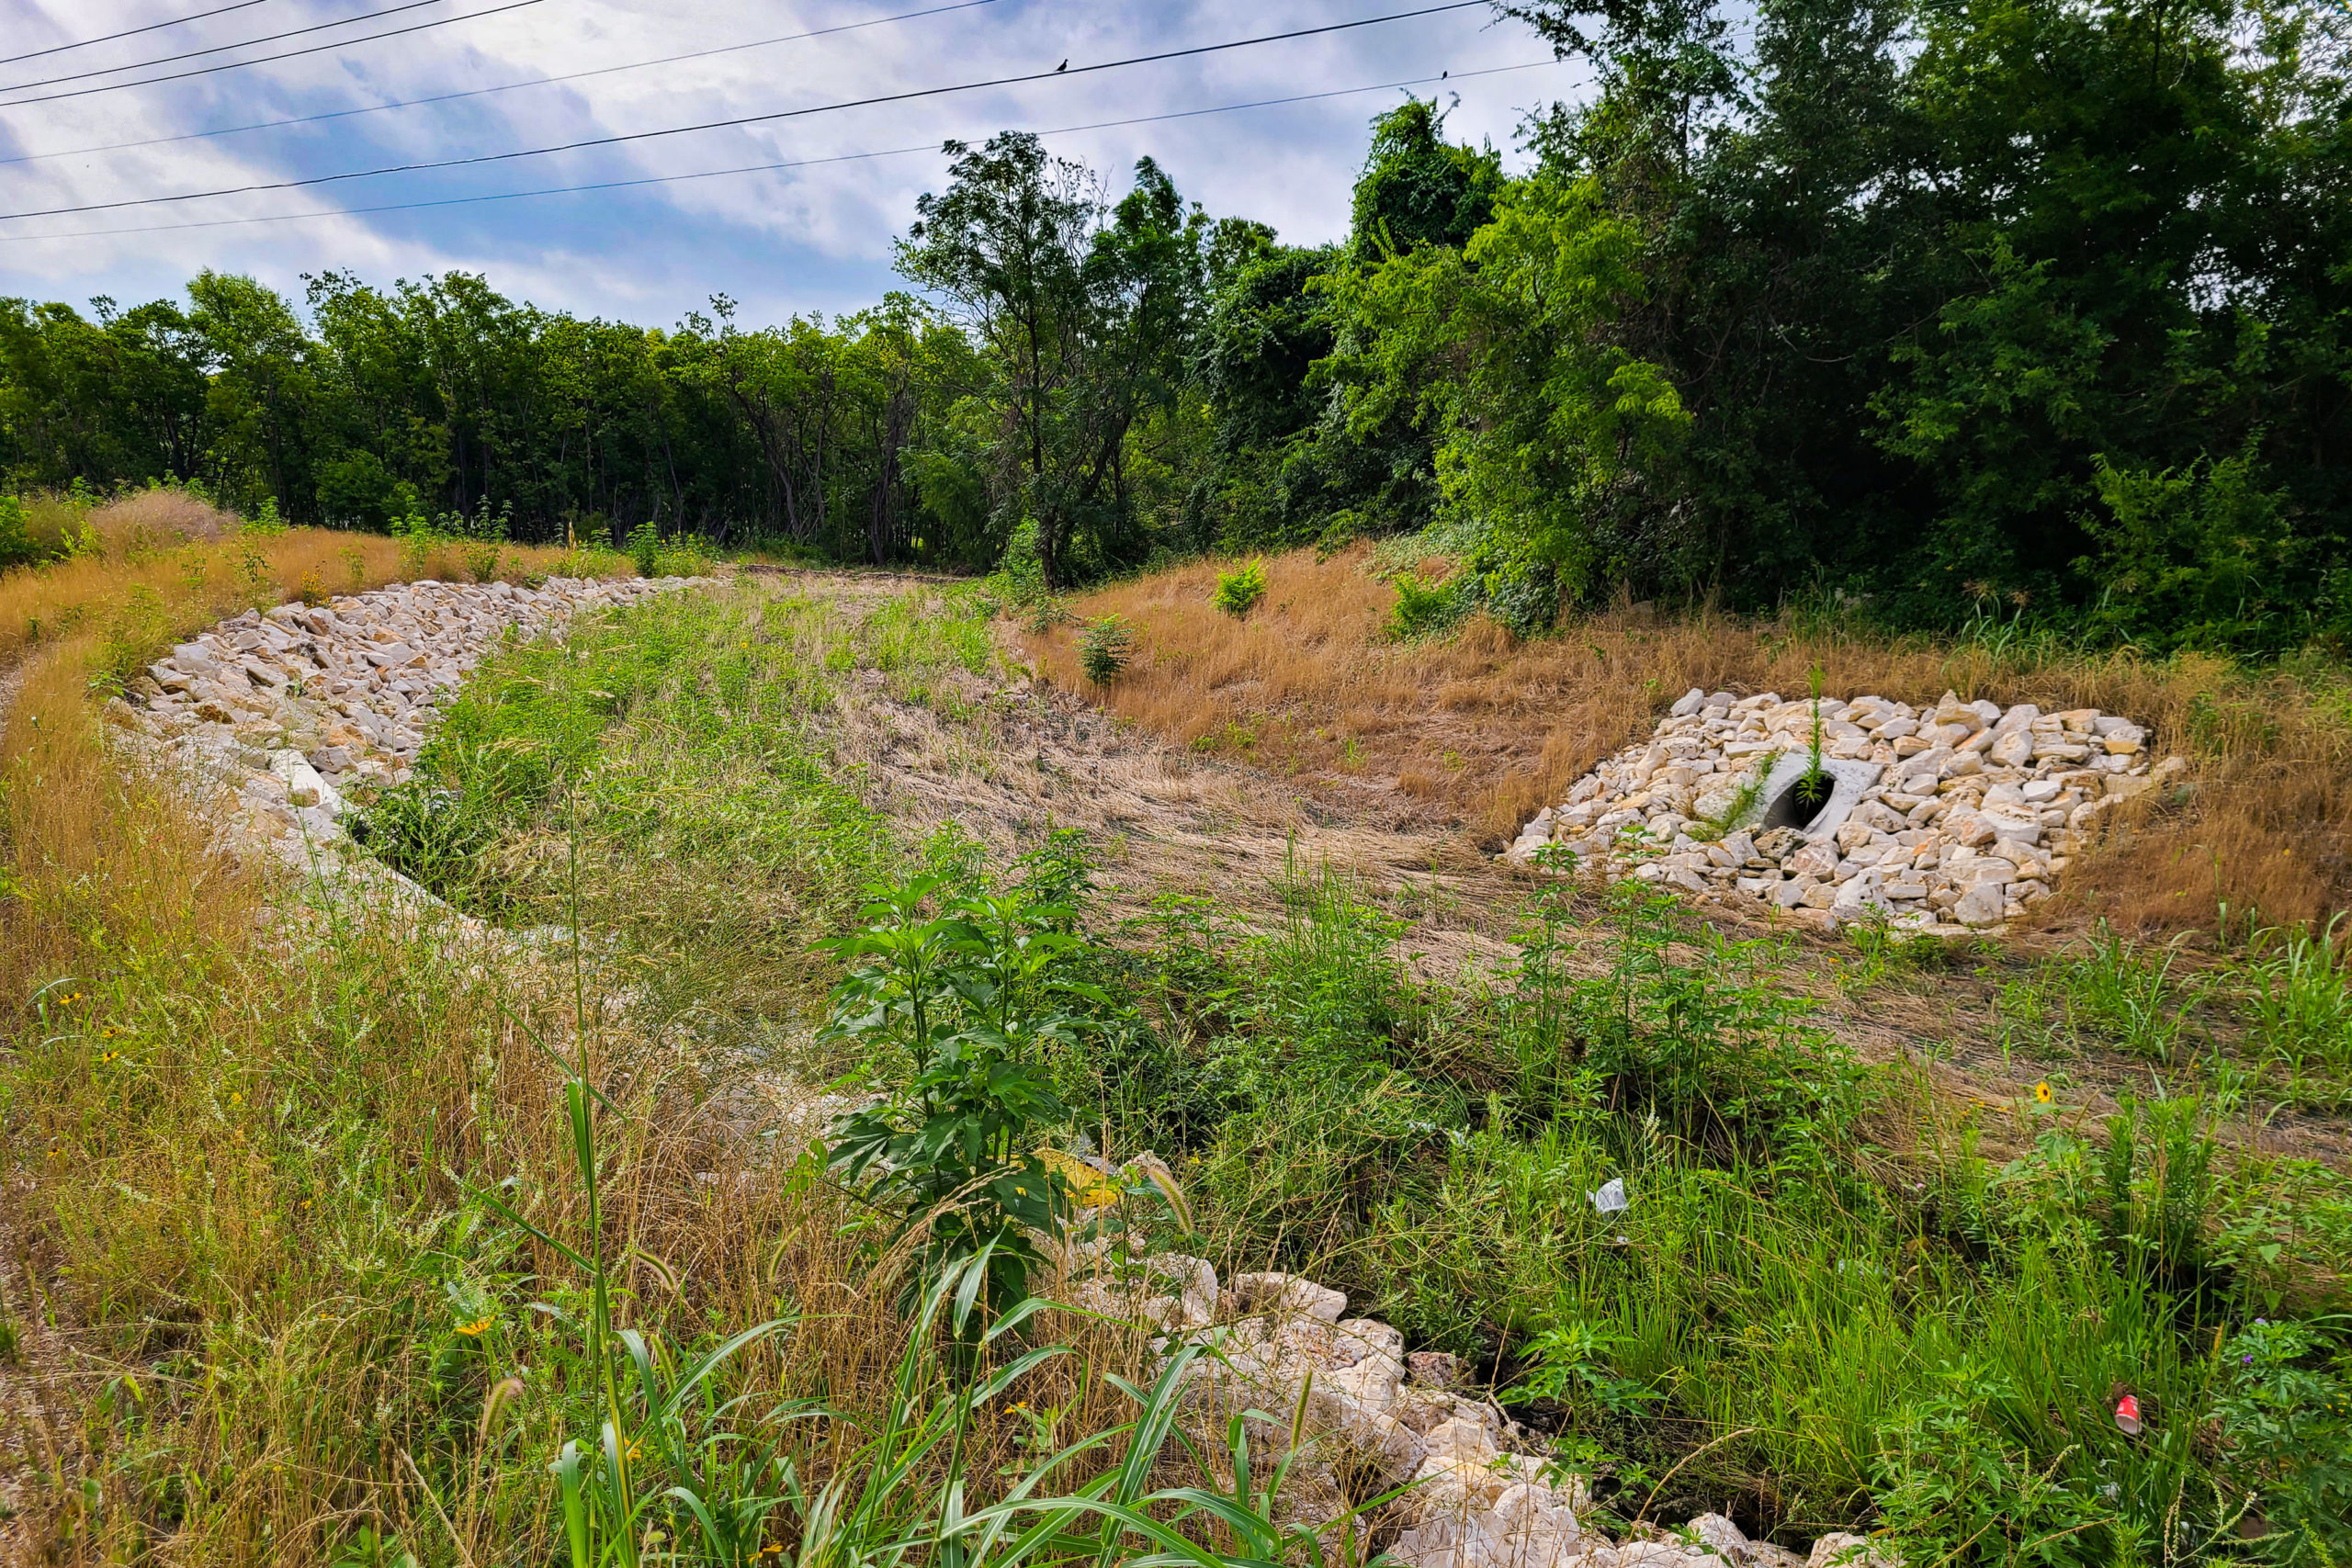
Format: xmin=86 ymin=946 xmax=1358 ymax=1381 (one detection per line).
xmin=0 ymin=0 xmax=1584 ymax=330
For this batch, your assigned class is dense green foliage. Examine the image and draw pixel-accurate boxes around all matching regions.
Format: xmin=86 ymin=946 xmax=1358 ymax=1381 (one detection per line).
xmin=5 ymin=0 xmax=2347 ymax=647
xmin=1408 ymin=0 xmax=2352 ymax=653
xmin=0 ymin=274 xmax=984 ymax=559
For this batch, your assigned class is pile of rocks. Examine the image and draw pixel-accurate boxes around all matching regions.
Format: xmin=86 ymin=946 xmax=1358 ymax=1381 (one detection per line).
xmin=111 ymin=574 xmax=704 ymax=884
xmin=1071 ymin=1252 xmax=1888 ymax=1568
xmin=1505 ymin=687 xmax=2183 ymax=932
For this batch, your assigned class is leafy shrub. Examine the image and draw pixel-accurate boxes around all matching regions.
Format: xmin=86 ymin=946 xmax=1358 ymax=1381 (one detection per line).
xmin=1213 ymin=556 xmax=1267 ymax=616
xmin=0 ymin=495 xmax=34 ymax=570
xmin=2210 ymin=1318 xmax=2352 ymax=1564
xmin=654 ymin=535 xmax=713 ymax=578
xmin=1872 ymin=1359 xmax=2107 ymax=1563
xmin=1479 ymin=555 xmax=1560 ymax=639
xmin=626 ymin=519 xmax=661 ymax=578
xmin=820 ymin=875 xmax=1101 ymax=1313
xmin=1388 ymin=569 xmax=1465 ymax=639
xmin=389 ymin=508 xmax=445 ymax=580
xmin=1079 ymin=615 xmax=1135 ymax=682
xmin=986 ymin=519 xmax=1074 ymax=631
xmin=237 ymin=496 xmax=288 ymax=536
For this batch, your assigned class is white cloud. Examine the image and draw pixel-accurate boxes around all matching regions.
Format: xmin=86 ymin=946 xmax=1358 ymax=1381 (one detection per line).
xmin=0 ymin=0 xmax=1584 ymax=323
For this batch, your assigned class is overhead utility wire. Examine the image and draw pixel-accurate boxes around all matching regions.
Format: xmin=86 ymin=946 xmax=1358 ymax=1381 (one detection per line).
xmin=0 ymin=0 xmax=550 ymax=107
xmin=0 ymin=0 xmax=1489 ymax=221
xmin=0 ymin=0 xmax=277 ymax=68
xmin=2 ymin=0 xmax=473 ymax=92
xmin=0 ymin=59 xmax=1568 ymax=244
xmin=0 ymin=0 xmax=998 ymax=167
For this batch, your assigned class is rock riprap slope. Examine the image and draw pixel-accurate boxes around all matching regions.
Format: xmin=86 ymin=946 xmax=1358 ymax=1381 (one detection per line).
xmin=1076 ymin=1252 xmax=1887 ymax=1568
xmin=1505 ymin=688 xmax=2182 ymax=931
xmin=114 ymin=574 xmax=701 ymax=881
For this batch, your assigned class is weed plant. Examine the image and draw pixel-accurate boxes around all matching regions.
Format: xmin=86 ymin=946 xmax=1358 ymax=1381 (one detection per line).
xmin=1388 ymin=568 xmax=1466 ymax=640
xmin=1212 ymin=558 xmax=1267 ymax=617
xmin=2240 ymin=917 xmax=2352 ymax=1105
xmin=1078 ymin=615 xmax=1135 ymax=683
xmin=820 ymin=874 xmax=1091 ymax=1314
xmin=1795 ymin=663 xmax=1830 ymax=814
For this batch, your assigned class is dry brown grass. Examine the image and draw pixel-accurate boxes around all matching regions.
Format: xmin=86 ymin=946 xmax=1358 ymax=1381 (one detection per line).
xmin=0 ymin=558 xmax=1174 ymax=1562
xmin=1026 ymin=545 xmax=2352 ymax=934
xmin=0 ymin=705 xmax=1159 ymax=1560
xmin=17 ymin=487 xmax=234 ymax=554
xmin=1 ymin=499 xmax=587 ymax=680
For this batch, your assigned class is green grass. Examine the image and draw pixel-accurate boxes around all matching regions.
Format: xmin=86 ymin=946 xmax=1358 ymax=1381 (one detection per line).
xmin=352 ymin=581 xmax=1002 ymax=1025
xmin=1076 ymin=872 xmax=2352 ymax=1550
xmin=356 ymin=580 xmax=2352 ymax=1561
xmin=2238 ymin=918 xmax=2352 ymax=1108
xmin=11 ymin=574 xmax=2352 ymax=1564
xmin=1991 ymin=915 xmax=2352 ymax=1113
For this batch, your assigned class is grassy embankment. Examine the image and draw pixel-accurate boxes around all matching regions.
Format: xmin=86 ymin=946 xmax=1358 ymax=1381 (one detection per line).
xmin=1028 ymin=546 xmax=2352 ymax=937
xmin=3 ymin=533 xmax=2349 ymax=1564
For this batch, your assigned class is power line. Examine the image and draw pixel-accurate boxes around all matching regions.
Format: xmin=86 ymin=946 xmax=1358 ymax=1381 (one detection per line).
xmin=0 ymin=0 xmax=1490 ymax=221
xmin=0 ymin=59 xmax=1569 ymax=245
xmin=3 ymin=0 xmax=463 ymax=92
xmin=0 ymin=0 xmax=550 ymax=107
xmin=0 ymin=0 xmax=277 ymax=68
xmin=0 ymin=0 xmax=999 ymax=168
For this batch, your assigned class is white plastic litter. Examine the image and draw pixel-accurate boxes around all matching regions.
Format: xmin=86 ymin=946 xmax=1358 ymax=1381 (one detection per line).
xmin=1590 ymin=1178 xmax=1629 ymax=1213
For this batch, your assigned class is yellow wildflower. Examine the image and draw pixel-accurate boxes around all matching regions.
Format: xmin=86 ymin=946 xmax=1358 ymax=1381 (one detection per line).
xmin=455 ymin=1315 xmax=493 ymax=1337
xmin=2034 ymin=1080 xmax=2053 ymax=1104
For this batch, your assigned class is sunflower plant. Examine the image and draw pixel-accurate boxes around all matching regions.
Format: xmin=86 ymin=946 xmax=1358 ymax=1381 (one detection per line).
xmin=819 ymin=874 xmax=1110 ymax=1324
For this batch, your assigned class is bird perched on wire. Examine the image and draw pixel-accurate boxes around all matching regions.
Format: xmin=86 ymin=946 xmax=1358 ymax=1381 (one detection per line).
xmin=1056 ymin=58 xmax=1068 ymax=71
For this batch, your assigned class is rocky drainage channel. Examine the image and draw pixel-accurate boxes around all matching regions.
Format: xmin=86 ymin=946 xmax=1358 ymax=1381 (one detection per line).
xmin=1505 ymin=687 xmax=2182 ymax=933
xmin=100 ymin=597 xmax=1901 ymax=1568
xmin=1074 ymin=1249 xmax=1892 ymax=1568
xmin=108 ymin=573 xmax=708 ymax=906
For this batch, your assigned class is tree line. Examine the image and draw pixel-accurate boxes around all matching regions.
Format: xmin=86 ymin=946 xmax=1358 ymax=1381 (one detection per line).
xmin=4 ymin=0 xmax=2346 ymax=653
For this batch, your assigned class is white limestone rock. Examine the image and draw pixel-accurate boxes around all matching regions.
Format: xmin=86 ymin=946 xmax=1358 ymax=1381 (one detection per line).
xmin=1515 ymin=689 xmax=2155 ymax=931
xmin=1230 ymin=1271 xmax=1348 ymax=1324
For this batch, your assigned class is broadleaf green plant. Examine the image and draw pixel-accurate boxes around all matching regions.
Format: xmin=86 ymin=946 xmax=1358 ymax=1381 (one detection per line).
xmin=1078 ymin=615 xmax=1135 ymax=683
xmin=820 ymin=874 xmax=1108 ymax=1319
xmin=1212 ymin=557 xmax=1267 ymax=616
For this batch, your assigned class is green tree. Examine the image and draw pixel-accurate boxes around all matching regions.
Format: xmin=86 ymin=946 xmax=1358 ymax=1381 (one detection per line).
xmin=187 ymin=271 xmax=319 ymax=513
xmin=897 ymin=136 xmax=1213 ymax=582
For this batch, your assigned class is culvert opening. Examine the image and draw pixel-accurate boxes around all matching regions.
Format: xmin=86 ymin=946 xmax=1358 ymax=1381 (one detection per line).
xmin=1757 ymin=773 xmax=1834 ymax=835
